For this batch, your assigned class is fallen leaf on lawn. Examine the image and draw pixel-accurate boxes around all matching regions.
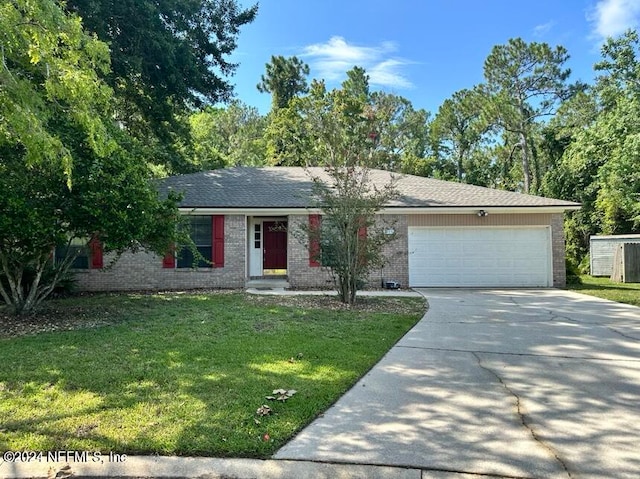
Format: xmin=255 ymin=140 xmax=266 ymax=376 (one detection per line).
xmin=262 ymin=433 xmax=270 ymax=442
xmin=254 ymin=418 xmax=261 ymax=425
xmin=269 ymin=388 xmax=298 ymax=402
xmin=256 ymin=405 xmax=272 ymax=416
xmin=288 ymin=357 xmax=295 ymax=363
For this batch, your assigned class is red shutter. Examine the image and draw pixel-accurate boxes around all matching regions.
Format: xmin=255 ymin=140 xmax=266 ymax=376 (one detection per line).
xmin=309 ymin=214 xmax=321 ymax=267
xmin=162 ymin=246 xmax=175 ymax=268
xmin=212 ymin=215 xmax=225 ymax=268
xmin=357 ymin=224 xmax=368 ymax=266
xmin=89 ymin=237 xmax=103 ymax=269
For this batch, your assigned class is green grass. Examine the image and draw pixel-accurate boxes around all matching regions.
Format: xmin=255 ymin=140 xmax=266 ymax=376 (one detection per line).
xmin=0 ymin=292 xmax=424 ymax=457
xmin=570 ymin=275 xmax=640 ymax=307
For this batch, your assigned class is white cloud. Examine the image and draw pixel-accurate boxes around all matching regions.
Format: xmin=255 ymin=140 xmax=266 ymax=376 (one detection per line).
xmin=369 ymin=59 xmax=414 ymax=89
xmin=588 ymin=0 xmax=640 ymax=40
xmin=533 ymin=21 xmax=555 ymax=37
xmin=301 ymin=36 xmax=414 ymax=89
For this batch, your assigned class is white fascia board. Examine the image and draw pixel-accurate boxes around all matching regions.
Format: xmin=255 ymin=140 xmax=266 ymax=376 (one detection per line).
xmin=178 ymin=207 xmax=318 ymax=215
xmin=379 ymin=205 xmax=581 ymax=215
xmin=179 ymin=205 xmax=581 ymax=216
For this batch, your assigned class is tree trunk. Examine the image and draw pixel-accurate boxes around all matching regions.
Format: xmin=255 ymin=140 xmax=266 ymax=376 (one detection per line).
xmin=0 ymin=248 xmax=75 ymax=315
xmin=519 ymin=130 xmax=531 ymax=193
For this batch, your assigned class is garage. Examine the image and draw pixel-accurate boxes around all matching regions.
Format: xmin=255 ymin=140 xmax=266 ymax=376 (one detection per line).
xmin=408 ymin=227 xmax=552 ymax=287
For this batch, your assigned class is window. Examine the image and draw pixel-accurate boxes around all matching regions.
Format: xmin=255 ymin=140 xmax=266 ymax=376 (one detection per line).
xmin=254 ymin=223 xmax=261 ymax=249
xmin=308 ymin=214 xmax=367 ymax=268
xmin=55 ymin=238 xmax=90 ymax=269
xmin=177 ymin=216 xmax=213 ymax=268
xmin=162 ymin=215 xmax=224 ymax=269
xmin=55 ymin=237 xmax=103 ymax=269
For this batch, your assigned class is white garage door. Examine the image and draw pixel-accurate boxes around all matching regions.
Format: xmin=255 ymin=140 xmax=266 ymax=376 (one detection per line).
xmin=408 ymin=227 xmax=551 ymax=287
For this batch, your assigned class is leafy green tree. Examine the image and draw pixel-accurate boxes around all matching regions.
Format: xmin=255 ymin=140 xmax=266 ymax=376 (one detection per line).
xmin=264 ymin=99 xmax=314 ymax=166
xmin=483 ymin=38 xmax=573 ymax=193
xmin=595 ymin=29 xmax=640 ymax=105
xmin=257 ymin=55 xmax=310 ymax=110
xmin=66 ymin=0 xmax=257 ymax=172
xmin=188 ymin=102 xmax=267 ymax=169
xmin=264 ymin=67 xmax=430 ymax=170
xmin=0 ymin=124 xmax=184 ymax=315
xmin=0 ymin=1 xmax=184 ymax=314
xmin=277 ymin=69 xmax=401 ymax=304
xmin=543 ymin=31 xmax=640 ymax=265
xmin=304 ymin=167 xmax=398 ymax=305
xmin=368 ymin=92 xmax=431 ymax=172
xmin=590 ymin=31 xmax=640 ymax=233
xmin=431 ymin=87 xmax=491 ymax=182
xmin=0 ymin=0 xmax=113 ymax=178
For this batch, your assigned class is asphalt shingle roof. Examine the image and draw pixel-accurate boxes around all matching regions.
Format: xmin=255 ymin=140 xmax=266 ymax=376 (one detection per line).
xmin=157 ymin=167 xmax=580 ymax=209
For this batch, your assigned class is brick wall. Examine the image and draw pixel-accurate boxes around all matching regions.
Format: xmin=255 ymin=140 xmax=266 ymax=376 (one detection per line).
xmin=74 ymin=215 xmax=246 ymax=292
xmin=376 ymin=214 xmax=409 ymax=289
xmin=287 ymin=214 xmax=334 ymax=289
xmin=286 ymin=213 xmax=408 ymax=290
xmin=73 ymin=211 xmax=567 ymax=292
xmin=551 ymin=213 xmax=567 ymax=288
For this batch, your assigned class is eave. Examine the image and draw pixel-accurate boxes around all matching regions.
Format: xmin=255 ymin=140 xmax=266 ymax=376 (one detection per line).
xmin=178 ymin=204 xmax=582 ymax=216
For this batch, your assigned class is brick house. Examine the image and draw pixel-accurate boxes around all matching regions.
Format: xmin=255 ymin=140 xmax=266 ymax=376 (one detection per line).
xmin=72 ymin=167 xmax=580 ymax=291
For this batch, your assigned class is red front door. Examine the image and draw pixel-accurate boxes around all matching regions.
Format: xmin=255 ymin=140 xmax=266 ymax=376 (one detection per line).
xmin=263 ymin=221 xmax=287 ymax=270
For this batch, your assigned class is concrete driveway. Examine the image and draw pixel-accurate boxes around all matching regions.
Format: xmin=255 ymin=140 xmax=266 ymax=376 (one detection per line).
xmin=274 ymin=289 xmax=640 ymax=478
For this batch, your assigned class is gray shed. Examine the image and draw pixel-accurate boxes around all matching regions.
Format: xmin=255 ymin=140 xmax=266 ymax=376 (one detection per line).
xmin=590 ymin=234 xmax=640 ymax=276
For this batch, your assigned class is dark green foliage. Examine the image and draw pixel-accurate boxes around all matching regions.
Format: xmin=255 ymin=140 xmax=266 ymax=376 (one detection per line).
xmin=0 ymin=129 xmax=184 ymax=314
xmin=302 ymin=168 xmax=399 ymax=305
xmin=483 ymin=38 xmax=573 ymax=193
xmin=565 ymin=258 xmax=583 ymax=285
xmin=257 ymin=55 xmax=310 ymax=110
xmin=65 ymin=0 xmax=257 ymax=173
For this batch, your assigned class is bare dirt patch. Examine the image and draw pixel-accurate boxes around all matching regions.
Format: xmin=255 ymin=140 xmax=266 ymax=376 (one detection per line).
xmin=0 ymin=304 xmax=118 ymax=339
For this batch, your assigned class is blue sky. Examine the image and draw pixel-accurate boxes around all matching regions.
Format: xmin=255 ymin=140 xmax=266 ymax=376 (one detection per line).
xmin=227 ymin=0 xmax=640 ymax=115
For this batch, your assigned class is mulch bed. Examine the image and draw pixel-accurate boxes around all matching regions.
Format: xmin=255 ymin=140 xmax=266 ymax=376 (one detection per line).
xmin=0 ymin=304 xmax=118 ymax=339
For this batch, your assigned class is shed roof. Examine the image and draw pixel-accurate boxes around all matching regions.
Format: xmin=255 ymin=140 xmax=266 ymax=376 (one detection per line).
xmin=158 ymin=167 xmax=580 ymax=210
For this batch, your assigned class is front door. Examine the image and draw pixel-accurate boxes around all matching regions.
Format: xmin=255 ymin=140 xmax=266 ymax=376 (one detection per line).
xmin=263 ymin=221 xmax=287 ymax=271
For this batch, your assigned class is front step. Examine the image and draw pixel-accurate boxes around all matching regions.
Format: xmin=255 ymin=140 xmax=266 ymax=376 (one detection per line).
xmin=246 ymin=278 xmax=290 ymax=290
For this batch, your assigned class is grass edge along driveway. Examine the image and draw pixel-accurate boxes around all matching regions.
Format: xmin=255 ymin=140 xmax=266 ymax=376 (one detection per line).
xmin=570 ymin=275 xmax=640 ymax=307
xmin=0 ymin=292 xmax=425 ymax=458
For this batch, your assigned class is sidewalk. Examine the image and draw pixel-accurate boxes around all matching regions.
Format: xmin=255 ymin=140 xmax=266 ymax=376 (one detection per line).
xmin=246 ymin=287 xmax=422 ymax=297
xmin=1 ymin=456 xmax=435 ymax=479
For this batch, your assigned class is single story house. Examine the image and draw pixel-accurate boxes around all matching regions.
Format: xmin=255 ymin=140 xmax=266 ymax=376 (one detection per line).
xmin=73 ymin=167 xmax=581 ymax=291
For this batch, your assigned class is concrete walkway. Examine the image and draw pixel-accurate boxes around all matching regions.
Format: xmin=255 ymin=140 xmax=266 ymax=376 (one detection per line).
xmin=245 ymin=287 xmax=423 ymax=297
xmin=3 ymin=288 xmax=640 ymax=478
xmin=275 ymin=289 xmax=640 ymax=478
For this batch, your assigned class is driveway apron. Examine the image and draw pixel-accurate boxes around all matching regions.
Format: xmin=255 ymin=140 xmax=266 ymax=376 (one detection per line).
xmin=274 ymin=289 xmax=640 ymax=478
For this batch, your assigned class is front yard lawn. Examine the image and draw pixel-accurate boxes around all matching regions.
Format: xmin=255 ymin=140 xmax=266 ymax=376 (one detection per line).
xmin=570 ymin=276 xmax=640 ymax=307
xmin=0 ymin=292 xmax=425 ymax=458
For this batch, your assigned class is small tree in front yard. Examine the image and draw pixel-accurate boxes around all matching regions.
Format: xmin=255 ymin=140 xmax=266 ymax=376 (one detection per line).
xmin=304 ymin=166 xmax=398 ymax=304
xmin=292 ymin=69 xmax=400 ymax=304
